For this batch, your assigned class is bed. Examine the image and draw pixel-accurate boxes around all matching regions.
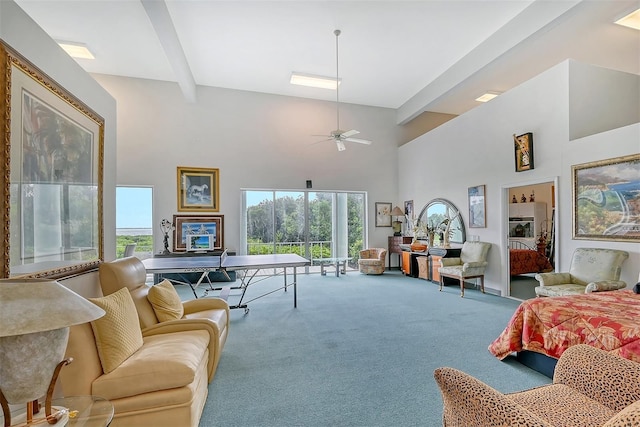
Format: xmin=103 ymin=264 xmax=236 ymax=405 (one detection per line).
xmin=509 ymin=240 xmax=553 ymax=276
xmin=488 ymin=290 xmax=640 ymax=365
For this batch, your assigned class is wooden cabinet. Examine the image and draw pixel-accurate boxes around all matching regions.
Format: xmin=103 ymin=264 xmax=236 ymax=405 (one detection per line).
xmin=388 ymin=236 xmax=412 ymax=269
xmin=402 ymin=251 xmax=412 ymax=275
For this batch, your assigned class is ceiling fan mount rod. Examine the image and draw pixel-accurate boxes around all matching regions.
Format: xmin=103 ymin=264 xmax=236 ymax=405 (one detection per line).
xmin=335 ymin=29 xmax=340 ymax=131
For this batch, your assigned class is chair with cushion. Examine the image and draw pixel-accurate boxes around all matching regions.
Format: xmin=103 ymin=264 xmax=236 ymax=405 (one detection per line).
xmin=535 ymin=248 xmax=629 ymax=297
xmin=438 ymin=241 xmax=491 ymax=297
xmin=434 ymin=344 xmax=640 ymax=427
xmin=358 ymin=248 xmax=387 ymax=275
xmin=98 ymin=256 xmax=229 ymax=381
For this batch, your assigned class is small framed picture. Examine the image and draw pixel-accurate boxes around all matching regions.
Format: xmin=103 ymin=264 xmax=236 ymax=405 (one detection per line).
xmin=404 ymin=200 xmax=414 ymax=220
xmin=177 ymin=166 xmax=219 ymax=212
xmin=173 ymin=215 xmax=224 ymax=251
xmin=468 ymin=185 xmax=486 ymax=228
xmin=375 ymin=202 xmax=392 ymax=227
xmin=513 ymin=132 xmax=534 ymax=172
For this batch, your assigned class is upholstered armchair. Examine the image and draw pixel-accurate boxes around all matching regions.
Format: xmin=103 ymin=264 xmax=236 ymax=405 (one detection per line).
xmin=535 ymin=248 xmax=629 ymax=297
xmin=438 ymin=241 xmax=491 ymax=297
xmin=434 ymin=344 xmax=640 ymax=427
xmin=358 ymin=248 xmax=387 ymax=275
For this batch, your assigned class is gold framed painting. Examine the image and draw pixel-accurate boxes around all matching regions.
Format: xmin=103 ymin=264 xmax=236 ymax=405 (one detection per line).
xmin=572 ymin=153 xmax=639 ymax=242
xmin=0 ymin=42 xmax=104 ymax=279
xmin=513 ymin=132 xmax=534 ymax=172
xmin=173 ymin=215 xmax=224 ymax=251
xmin=177 ymin=166 xmax=219 ymax=212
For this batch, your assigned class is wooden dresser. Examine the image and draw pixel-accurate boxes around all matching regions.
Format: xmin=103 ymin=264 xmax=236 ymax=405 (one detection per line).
xmin=388 ymin=236 xmax=412 ymax=270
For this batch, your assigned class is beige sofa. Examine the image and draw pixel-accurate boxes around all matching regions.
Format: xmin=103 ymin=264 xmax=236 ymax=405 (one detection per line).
xmin=58 ymin=257 xmax=230 ymax=427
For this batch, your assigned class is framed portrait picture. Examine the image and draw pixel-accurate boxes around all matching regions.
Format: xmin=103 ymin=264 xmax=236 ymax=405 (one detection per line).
xmin=1 ymin=42 xmax=104 ymax=279
xmin=404 ymin=200 xmax=414 ymax=220
xmin=177 ymin=166 xmax=219 ymax=212
xmin=173 ymin=215 xmax=224 ymax=251
xmin=572 ymin=153 xmax=639 ymax=242
xmin=513 ymin=132 xmax=534 ymax=172
xmin=375 ymin=202 xmax=392 ymax=227
xmin=468 ymin=185 xmax=486 ymax=228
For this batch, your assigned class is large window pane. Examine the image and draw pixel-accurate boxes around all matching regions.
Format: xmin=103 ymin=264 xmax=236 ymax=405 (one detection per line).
xmin=116 ymin=186 xmax=153 ymax=258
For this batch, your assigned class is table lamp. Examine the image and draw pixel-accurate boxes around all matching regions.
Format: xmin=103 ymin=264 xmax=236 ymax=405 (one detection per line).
xmin=391 ymin=206 xmax=405 ymax=236
xmin=0 ymin=278 xmax=105 ymax=426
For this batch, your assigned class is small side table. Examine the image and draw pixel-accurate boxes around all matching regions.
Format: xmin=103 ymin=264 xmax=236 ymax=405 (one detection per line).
xmin=51 ymin=395 xmax=114 ymax=427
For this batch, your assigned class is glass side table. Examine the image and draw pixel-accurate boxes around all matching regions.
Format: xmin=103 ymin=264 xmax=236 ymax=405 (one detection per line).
xmin=51 ymin=395 xmax=114 ymax=427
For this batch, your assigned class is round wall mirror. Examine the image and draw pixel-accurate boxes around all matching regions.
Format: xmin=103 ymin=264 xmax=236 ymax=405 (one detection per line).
xmin=417 ymin=198 xmax=466 ymax=244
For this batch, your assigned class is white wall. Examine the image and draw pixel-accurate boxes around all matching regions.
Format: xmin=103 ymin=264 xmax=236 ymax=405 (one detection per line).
xmin=0 ymin=1 xmax=117 ymax=263
xmin=399 ymin=60 xmax=639 ymax=295
xmin=91 ymin=74 xmax=402 ymax=255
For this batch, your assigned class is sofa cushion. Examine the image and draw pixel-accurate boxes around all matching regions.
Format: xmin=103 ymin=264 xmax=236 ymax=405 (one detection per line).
xmin=91 ymin=330 xmax=210 ymax=400
xmin=89 ymin=287 xmax=144 ymax=374
xmin=148 ymin=279 xmax=184 ymax=322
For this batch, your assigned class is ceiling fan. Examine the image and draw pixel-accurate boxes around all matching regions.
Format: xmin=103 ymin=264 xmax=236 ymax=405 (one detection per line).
xmin=313 ymin=29 xmax=372 ymax=152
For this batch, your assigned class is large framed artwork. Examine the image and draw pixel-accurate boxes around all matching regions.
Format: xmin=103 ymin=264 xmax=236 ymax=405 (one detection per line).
xmin=375 ymin=202 xmax=392 ymax=227
xmin=468 ymin=185 xmax=486 ymax=228
xmin=173 ymin=215 xmax=224 ymax=251
xmin=513 ymin=132 xmax=534 ymax=172
xmin=177 ymin=166 xmax=219 ymax=212
xmin=572 ymin=153 xmax=639 ymax=242
xmin=0 ymin=42 xmax=104 ymax=278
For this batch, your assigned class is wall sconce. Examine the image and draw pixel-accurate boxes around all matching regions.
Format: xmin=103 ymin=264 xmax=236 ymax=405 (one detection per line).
xmin=0 ymin=279 xmax=105 ymax=426
xmin=391 ymin=206 xmax=405 ymax=236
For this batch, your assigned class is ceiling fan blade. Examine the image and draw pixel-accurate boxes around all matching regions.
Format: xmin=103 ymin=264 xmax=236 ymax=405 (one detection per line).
xmin=341 ymin=129 xmax=360 ymax=138
xmin=311 ymin=138 xmax=333 ymax=145
xmin=344 ymin=137 xmax=372 ymax=145
xmin=336 ymin=140 xmax=347 ymax=151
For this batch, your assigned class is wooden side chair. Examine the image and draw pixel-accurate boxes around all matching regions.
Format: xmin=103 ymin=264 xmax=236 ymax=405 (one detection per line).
xmin=438 ymin=241 xmax=491 ymax=297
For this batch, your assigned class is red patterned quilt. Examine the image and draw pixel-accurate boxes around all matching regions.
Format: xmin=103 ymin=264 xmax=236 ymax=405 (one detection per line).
xmin=489 ymin=290 xmax=640 ymax=362
xmin=509 ymin=249 xmax=553 ymax=276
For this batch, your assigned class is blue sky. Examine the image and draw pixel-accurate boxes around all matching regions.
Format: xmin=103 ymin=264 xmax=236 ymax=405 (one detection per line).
xmin=116 ymin=187 xmax=153 ymax=228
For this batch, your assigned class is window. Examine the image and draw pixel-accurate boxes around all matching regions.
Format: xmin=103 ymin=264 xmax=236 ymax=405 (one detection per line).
xmin=242 ymin=190 xmax=366 ymax=269
xmin=116 ymin=186 xmax=153 ymax=258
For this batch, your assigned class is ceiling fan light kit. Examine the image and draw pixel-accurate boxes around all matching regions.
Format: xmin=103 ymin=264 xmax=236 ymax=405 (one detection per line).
xmin=312 ymin=29 xmax=373 ymax=152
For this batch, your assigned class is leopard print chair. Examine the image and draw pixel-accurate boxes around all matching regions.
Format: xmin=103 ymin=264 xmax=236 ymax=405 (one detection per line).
xmin=434 ymin=344 xmax=640 ymax=426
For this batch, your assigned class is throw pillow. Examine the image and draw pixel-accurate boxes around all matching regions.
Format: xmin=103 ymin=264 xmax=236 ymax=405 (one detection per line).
xmin=89 ymin=287 xmax=144 ymax=374
xmin=147 ymin=279 xmax=184 ymax=322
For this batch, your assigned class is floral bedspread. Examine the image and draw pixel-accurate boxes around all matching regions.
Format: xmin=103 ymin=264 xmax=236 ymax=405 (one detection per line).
xmin=488 ymin=290 xmax=640 ymax=362
xmin=510 ymin=249 xmax=553 ymax=276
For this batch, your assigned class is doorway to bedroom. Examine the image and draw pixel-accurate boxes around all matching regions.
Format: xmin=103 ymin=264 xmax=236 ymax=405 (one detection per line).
xmin=505 ymin=179 xmax=558 ymax=300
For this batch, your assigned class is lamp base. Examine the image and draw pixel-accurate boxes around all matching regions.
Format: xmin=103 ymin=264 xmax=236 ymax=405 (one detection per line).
xmin=6 ymin=405 xmax=69 ymax=427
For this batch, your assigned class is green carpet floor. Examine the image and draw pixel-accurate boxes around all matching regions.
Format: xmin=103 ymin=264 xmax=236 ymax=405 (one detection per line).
xmin=176 ymin=270 xmax=550 ymax=426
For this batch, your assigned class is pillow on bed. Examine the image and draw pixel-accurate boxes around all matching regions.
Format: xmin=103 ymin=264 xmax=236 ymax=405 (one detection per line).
xmin=89 ymin=287 xmax=144 ymax=374
xmin=147 ymin=279 xmax=184 ymax=322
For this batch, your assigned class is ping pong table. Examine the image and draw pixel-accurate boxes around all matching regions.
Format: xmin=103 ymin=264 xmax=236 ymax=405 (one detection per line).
xmin=142 ymin=251 xmax=309 ymax=313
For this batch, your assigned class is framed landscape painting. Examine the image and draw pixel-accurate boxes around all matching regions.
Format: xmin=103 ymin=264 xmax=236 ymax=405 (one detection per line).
xmin=177 ymin=166 xmax=219 ymax=212
xmin=572 ymin=153 xmax=639 ymax=242
xmin=173 ymin=215 xmax=224 ymax=251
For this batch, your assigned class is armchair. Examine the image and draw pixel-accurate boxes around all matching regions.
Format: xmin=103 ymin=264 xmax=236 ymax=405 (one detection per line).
xmin=438 ymin=241 xmax=491 ymax=297
xmin=535 ymin=248 xmax=629 ymax=297
xmin=358 ymin=248 xmax=387 ymax=275
xmin=434 ymin=344 xmax=640 ymax=426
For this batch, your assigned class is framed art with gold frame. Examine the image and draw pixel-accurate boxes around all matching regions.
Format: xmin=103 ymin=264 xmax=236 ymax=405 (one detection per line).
xmin=572 ymin=153 xmax=639 ymax=242
xmin=0 ymin=42 xmax=104 ymax=279
xmin=177 ymin=166 xmax=219 ymax=212
xmin=173 ymin=215 xmax=224 ymax=251
xmin=513 ymin=132 xmax=534 ymax=172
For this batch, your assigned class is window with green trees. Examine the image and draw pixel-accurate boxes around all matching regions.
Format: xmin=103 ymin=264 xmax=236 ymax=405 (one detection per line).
xmin=242 ymin=190 xmax=366 ymax=266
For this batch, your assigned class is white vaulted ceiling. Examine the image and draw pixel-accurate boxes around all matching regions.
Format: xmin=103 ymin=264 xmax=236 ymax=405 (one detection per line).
xmin=13 ymin=0 xmax=640 ymax=124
